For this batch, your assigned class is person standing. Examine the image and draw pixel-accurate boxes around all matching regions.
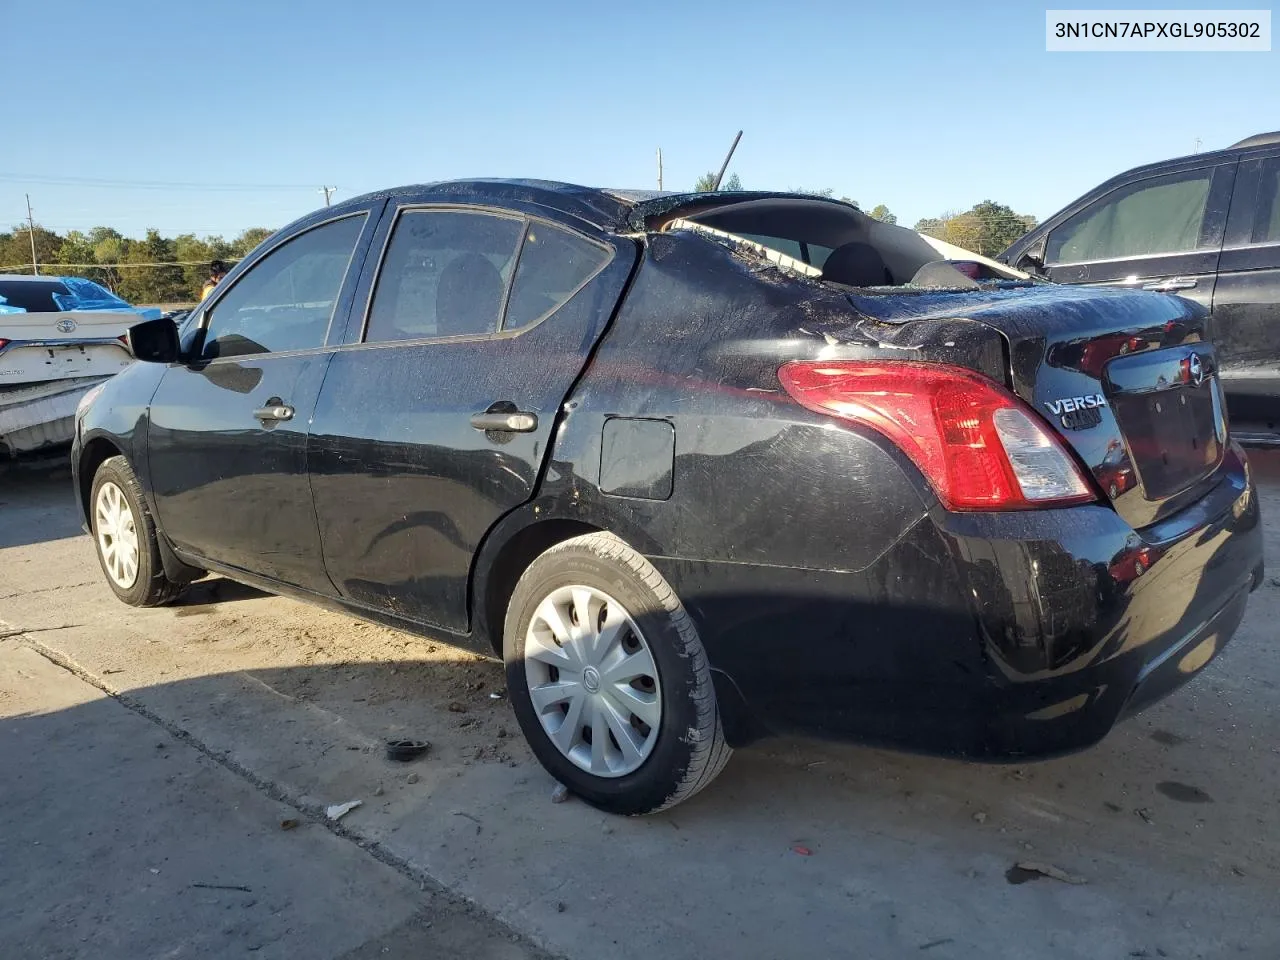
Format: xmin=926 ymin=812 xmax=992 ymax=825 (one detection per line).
xmin=200 ymin=260 xmax=228 ymax=302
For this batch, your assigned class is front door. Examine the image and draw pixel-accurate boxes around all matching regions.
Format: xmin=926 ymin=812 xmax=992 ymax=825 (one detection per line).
xmin=148 ymin=211 xmax=376 ymax=591
xmin=308 ymin=205 xmax=636 ymax=633
xmin=1042 ymin=163 xmax=1236 ymax=315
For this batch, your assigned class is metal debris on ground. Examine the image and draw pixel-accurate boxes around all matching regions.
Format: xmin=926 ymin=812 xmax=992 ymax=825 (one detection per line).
xmin=551 ymin=783 xmax=570 ymax=803
xmin=489 ymin=691 xmax=506 ymax=700
xmin=385 ymin=738 xmax=431 ymax=762
xmin=1010 ymin=861 xmax=1086 ymax=885
xmin=325 ymin=800 xmax=362 ymax=821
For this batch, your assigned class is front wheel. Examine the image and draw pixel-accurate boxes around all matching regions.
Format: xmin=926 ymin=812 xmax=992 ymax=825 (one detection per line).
xmin=504 ymin=532 xmax=730 ymax=815
xmin=90 ymin=456 xmax=185 ymax=607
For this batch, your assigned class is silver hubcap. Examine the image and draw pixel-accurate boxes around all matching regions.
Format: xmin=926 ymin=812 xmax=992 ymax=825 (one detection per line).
xmin=95 ymin=481 xmax=139 ymax=589
xmin=524 ymin=585 xmax=662 ymax=778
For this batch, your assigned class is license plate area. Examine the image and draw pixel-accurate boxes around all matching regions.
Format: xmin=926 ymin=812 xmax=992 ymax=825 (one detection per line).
xmin=1105 ymin=348 xmax=1226 ymax=502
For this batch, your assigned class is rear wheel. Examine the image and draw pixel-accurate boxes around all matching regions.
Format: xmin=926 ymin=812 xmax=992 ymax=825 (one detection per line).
xmin=504 ymin=532 xmax=730 ymax=815
xmin=90 ymin=456 xmax=184 ymax=607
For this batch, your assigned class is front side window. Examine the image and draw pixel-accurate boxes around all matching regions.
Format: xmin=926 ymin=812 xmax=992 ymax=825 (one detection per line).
xmin=503 ymin=222 xmax=612 ymax=330
xmin=365 ymin=210 xmax=523 ymax=343
xmin=202 ymin=215 xmax=366 ymax=360
xmin=1045 ymin=170 xmax=1214 ymax=264
xmin=1253 ymin=158 xmax=1280 ymax=245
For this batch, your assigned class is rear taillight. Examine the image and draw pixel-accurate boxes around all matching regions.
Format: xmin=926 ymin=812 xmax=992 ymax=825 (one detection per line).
xmin=777 ymin=360 xmax=1097 ymax=511
xmin=0 ymin=338 xmax=9 ymax=351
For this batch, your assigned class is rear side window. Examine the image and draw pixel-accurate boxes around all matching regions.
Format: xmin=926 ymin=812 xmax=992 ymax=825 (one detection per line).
xmin=1253 ymin=158 xmax=1280 ymax=244
xmin=0 ymin=279 xmax=70 ymax=312
xmin=365 ymin=210 xmax=523 ymax=343
xmin=1045 ymin=169 xmax=1214 ymax=264
xmin=202 ymin=214 xmax=365 ymax=360
xmin=503 ymin=222 xmax=612 ymax=330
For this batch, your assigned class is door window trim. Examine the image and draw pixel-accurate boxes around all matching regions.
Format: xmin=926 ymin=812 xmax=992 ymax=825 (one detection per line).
xmin=196 ymin=210 xmax=371 ymax=364
xmin=352 ymin=203 xmax=616 ymax=351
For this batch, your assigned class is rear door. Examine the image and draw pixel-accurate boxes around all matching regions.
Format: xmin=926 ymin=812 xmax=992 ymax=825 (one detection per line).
xmin=308 ymin=203 xmax=636 ymax=633
xmin=1041 ymin=162 xmax=1235 ymax=313
xmin=1211 ymin=153 xmax=1280 ymax=432
xmin=147 ymin=207 xmax=380 ymax=591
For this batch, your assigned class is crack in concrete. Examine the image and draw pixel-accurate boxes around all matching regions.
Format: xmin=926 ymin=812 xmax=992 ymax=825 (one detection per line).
xmin=21 ymin=638 xmax=553 ymax=958
xmin=0 ymin=581 xmax=99 ymax=600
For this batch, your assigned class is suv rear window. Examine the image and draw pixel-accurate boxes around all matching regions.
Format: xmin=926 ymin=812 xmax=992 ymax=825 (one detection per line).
xmin=0 ymin=279 xmax=70 ymax=312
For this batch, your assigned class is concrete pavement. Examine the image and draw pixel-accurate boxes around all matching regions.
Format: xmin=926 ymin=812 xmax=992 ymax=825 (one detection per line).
xmin=2 ymin=452 xmax=1279 ymax=959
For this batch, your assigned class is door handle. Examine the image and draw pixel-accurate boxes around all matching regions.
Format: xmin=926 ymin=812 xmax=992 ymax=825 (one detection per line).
xmin=470 ymin=409 xmax=537 ymax=433
xmin=1142 ymin=277 xmax=1197 ymax=292
xmin=253 ymin=402 xmax=294 ymax=423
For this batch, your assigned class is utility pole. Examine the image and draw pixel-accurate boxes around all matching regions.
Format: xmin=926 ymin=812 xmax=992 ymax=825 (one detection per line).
xmin=319 ymin=185 xmax=337 ymax=206
xmin=711 ymin=130 xmax=743 ymax=191
xmin=657 ymin=147 xmax=663 ymax=190
xmin=1193 ymin=137 xmax=1202 ymax=154
xmin=25 ymin=194 xmax=39 ymax=275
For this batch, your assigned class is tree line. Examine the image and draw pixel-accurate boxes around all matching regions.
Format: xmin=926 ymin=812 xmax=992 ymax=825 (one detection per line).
xmin=0 ymin=186 xmax=1037 ymax=306
xmin=0 ymin=225 xmax=274 ymax=304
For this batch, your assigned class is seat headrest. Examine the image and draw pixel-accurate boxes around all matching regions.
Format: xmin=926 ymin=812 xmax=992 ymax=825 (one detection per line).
xmin=821 ymin=242 xmax=893 ymax=287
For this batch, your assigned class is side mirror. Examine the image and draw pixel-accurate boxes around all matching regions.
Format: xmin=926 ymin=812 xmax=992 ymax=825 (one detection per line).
xmin=126 ymin=317 xmax=181 ymax=364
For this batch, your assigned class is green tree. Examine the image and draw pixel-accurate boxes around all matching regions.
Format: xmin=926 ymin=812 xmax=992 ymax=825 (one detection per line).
xmin=173 ymin=234 xmax=213 ymax=300
xmin=0 ymin=226 xmax=63 ymax=274
xmin=52 ymin=231 xmax=111 ymax=286
xmin=913 ymin=202 xmax=1037 ymax=256
xmin=118 ymin=229 xmax=186 ymax=304
xmin=231 ymin=227 xmax=273 ymax=258
xmin=693 ymin=172 xmax=743 ymax=192
xmin=867 ymin=204 xmax=897 ymax=225
xmin=91 ymin=231 xmax=128 ymax=292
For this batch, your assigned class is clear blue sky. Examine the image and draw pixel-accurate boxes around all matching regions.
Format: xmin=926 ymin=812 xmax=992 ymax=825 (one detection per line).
xmin=1 ymin=0 xmax=1276 ymax=240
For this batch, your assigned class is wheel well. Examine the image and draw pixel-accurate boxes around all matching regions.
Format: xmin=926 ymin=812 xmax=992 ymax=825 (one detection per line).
xmin=481 ymin=518 xmax=601 ymax=655
xmin=78 ymin=438 xmax=123 ymax=519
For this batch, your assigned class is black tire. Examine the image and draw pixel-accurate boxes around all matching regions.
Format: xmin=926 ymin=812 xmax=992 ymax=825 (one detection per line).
xmin=504 ymin=532 xmax=731 ymax=815
xmin=89 ymin=456 xmax=184 ymax=607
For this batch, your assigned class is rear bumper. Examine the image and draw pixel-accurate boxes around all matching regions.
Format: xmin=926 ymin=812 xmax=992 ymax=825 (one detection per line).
xmin=0 ymin=377 xmax=109 ymax=456
xmin=660 ymin=443 xmax=1263 ymax=757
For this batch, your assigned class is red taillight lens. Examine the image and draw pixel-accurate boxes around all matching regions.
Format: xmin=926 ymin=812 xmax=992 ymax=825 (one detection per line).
xmin=777 ymin=360 xmax=1097 ymax=511
xmin=0 ymin=338 xmax=9 ymax=351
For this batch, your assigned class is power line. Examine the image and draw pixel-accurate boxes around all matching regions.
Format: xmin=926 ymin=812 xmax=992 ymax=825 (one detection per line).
xmin=0 ymin=173 xmax=319 ymax=191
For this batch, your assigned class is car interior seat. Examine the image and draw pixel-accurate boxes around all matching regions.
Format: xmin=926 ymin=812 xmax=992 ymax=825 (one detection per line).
xmin=435 ymin=253 xmax=504 ymax=336
xmin=820 ymin=241 xmax=894 ymax=287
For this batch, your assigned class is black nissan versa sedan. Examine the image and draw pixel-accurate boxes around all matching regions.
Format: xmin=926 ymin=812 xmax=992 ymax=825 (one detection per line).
xmin=72 ymin=180 xmax=1264 ymax=814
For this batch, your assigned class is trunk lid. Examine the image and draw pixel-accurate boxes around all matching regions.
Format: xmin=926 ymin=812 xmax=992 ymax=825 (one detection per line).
xmin=0 ymin=310 xmax=136 ymax=386
xmin=845 ymin=284 xmax=1227 ymax=528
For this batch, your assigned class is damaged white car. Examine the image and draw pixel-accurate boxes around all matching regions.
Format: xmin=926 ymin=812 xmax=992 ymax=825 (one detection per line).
xmin=0 ymin=275 xmax=158 ymax=457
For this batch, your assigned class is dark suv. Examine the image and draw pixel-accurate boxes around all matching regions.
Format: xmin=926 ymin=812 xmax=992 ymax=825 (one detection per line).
xmin=1001 ymin=132 xmax=1280 ymax=443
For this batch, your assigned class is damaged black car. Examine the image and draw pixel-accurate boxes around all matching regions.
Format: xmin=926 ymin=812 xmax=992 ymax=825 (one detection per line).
xmin=72 ymin=181 xmax=1265 ymax=814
